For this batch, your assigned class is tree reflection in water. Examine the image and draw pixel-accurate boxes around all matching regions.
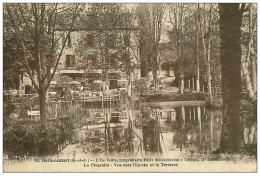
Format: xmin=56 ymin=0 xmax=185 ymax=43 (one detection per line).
xmin=76 ymin=102 xmax=256 ymax=157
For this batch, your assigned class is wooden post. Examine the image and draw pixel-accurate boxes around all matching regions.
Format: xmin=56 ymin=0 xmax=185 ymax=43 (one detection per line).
xmin=197 ymin=107 xmax=202 ymax=143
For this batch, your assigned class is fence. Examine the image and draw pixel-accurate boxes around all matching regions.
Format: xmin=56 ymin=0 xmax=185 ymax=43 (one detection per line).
xmin=10 ymin=93 xmax=126 ymax=123
xmin=46 ymin=101 xmax=87 ymax=123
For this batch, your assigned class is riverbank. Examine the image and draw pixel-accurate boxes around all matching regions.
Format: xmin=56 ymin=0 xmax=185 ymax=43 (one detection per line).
xmin=142 ymin=100 xmax=205 ymax=108
xmin=140 ymin=92 xmax=206 ymax=102
xmin=139 ymin=92 xmax=225 ymax=109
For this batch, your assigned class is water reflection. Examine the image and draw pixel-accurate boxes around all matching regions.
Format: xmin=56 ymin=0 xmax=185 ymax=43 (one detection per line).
xmin=75 ymin=102 xmax=227 ymax=157
xmin=141 ymin=105 xmax=222 ymax=156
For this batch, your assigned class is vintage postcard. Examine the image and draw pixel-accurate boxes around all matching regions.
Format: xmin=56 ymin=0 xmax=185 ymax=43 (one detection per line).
xmin=3 ymin=3 xmax=257 ymax=172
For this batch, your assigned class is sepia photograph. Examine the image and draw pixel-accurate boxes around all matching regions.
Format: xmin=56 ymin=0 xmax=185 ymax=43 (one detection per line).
xmin=2 ymin=2 xmax=257 ymax=172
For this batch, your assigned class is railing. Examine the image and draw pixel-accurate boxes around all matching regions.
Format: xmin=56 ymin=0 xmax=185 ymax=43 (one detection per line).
xmin=9 ymin=91 xmax=126 ymax=122
xmin=73 ymin=91 xmax=125 ymax=101
xmin=46 ymin=100 xmax=86 ymax=122
xmin=28 ymin=94 xmax=125 ymax=121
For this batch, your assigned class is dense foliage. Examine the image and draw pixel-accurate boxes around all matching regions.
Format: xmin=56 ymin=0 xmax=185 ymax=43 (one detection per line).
xmin=4 ymin=118 xmax=74 ymax=158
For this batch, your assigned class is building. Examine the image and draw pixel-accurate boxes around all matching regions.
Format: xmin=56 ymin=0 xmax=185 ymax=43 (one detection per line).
xmin=54 ymin=28 xmax=141 ymax=90
xmin=18 ymin=27 xmax=141 ymax=94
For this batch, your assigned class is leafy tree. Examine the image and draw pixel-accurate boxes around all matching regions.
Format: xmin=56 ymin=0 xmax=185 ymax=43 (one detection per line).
xmin=167 ymin=3 xmax=188 ymax=93
xmin=199 ymin=4 xmax=220 ymax=103
xmin=76 ymin=4 xmax=139 ymax=96
xmin=4 ymin=3 xmax=80 ymax=128
xmin=136 ymin=4 xmax=165 ymax=91
xmin=78 ymin=4 xmax=124 ymax=93
xmin=167 ymin=4 xmax=221 ymax=96
xmin=3 ymin=36 xmax=22 ymax=90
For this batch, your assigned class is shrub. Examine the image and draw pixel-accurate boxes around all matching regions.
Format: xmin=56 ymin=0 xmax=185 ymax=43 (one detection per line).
xmin=132 ymin=78 xmax=149 ymax=95
xmin=3 ymin=95 xmax=15 ymax=119
xmin=4 ymin=118 xmax=74 ymax=158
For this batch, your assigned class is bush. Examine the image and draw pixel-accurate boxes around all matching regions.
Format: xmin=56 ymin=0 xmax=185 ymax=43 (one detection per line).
xmin=3 ymin=95 xmax=15 ymax=119
xmin=133 ymin=78 xmax=149 ymax=95
xmin=4 ymin=118 xmax=74 ymax=158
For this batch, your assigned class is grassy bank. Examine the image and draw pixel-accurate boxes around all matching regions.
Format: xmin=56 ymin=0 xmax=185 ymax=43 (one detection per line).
xmin=140 ymin=92 xmax=207 ymax=102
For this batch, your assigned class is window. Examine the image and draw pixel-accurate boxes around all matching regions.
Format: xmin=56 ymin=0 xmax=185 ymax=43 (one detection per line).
xmin=67 ymin=33 xmax=72 ymax=48
xmin=66 ymin=55 xmax=76 ymax=68
xmin=86 ymin=34 xmax=94 ymax=47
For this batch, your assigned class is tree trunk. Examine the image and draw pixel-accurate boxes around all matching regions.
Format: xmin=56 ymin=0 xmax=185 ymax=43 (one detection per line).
xmin=153 ymin=70 xmax=158 ymax=92
xmin=251 ymin=57 xmax=257 ymax=92
xmin=242 ymin=62 xmax=257 ymax=102
xmin=176 ymin=107 xmax=185 ymax=151
xmin=152 ymin=50 xmax=159 ymax=93
xmin=127 ymin=71 xmax=132 ymax=98
xmin=209 ymin=110 xmax=214 ymax=149
xmin=218 ymin=3 xmax=244 ymax=153
xmin=197 ymin=106 xmax=202 ymax=143
xmin=196 ymin=4 xmax=200 ymax=92
xmin=206 ymin=6 xmax=213 ymax=103
xmin=206 ymin=63 xmax=213 ymax=103
xmin=39 ymin=90 xmax=47 ymax=129
xmin=206 ymin=39 xmax=212 ymax=103
xmin=180 ymin=75 xmax=184 ymax=94
xmin=201 ymin=15 xmax=213 ymax=103
xmin=241 ymin=3 xmax=256 ymax=102
xmin=248 ymin=4 xmax=256 ymax=93
xmin=192 ymin=77 xmax=195 ymax=91
xmin=202 ymin=31 xmax=213 ymax=103
xmin=188 ymin=79 xmax=191 ymax=90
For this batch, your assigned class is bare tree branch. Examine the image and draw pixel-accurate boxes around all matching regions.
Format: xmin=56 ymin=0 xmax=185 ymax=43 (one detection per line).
xmin=45 ymin=4 xmax=80 ymax=91
xmin=6 ymin=4 xmax=39 ymax=92
xmin=17 ymin=4 xmax=35 ymax=39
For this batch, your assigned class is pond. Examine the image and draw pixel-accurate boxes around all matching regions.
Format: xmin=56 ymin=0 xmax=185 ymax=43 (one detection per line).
xmin=73 ymin=101 xmax=227 ymax=158
xmin=4 ymin=100 xmax=256 ymax=172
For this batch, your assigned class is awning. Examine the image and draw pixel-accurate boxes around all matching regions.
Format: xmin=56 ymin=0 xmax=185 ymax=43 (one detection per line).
xmin=93 ymin=80 xmax=103 ymax=84
xmin=60 ymin=69 xmax=85 ymax=74
xmin=50 ymin=81 xmax=57 ymax=85
xmin=69 ymin=81 xmax=81 ymax=85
